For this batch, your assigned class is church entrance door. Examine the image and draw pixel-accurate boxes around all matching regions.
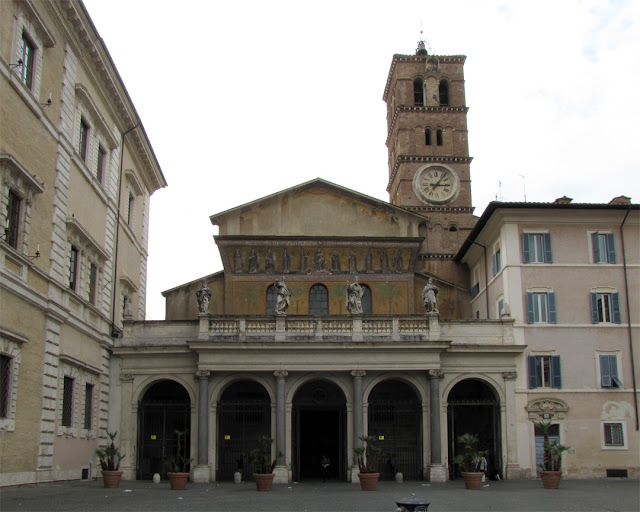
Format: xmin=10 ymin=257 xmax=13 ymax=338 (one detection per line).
xmin=292 ymin=380 xmax=346 ymax=482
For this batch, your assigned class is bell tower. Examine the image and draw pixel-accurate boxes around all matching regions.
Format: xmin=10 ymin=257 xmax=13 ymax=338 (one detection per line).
xmin=382 ymin=40 xmax=475 ymax=243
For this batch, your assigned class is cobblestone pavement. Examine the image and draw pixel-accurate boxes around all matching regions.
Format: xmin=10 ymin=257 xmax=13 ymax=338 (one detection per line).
xmin=1 ymin=478 xmax=638 ymax=512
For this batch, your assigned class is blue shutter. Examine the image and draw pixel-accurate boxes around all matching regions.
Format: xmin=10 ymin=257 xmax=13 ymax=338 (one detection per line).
xmin=551 ymin=355 xmax=562 ymax=388
xmin=592 ymin=233 xmax=601 ymax=263
xmin=606 ymin=234 xmax=616 ymax=263
xmin=526 ymin=292 xmax=535 ymax=323
xmin=547 ymin=293 xmax=557 ymax=324
xmin=600 ymin=355 xmax=612 ymax=387
xmin=612 ymin=293 xmax=621 ymax=324
xmin=590 ymin=293 xmax=599 ymax=323
xmin=528 ymin=356 xmax=538 ymax=389
xmin=543 ymin=233 xmax=553 ymax=263
xmin=522 ymin=234 xmax=531 ymax=263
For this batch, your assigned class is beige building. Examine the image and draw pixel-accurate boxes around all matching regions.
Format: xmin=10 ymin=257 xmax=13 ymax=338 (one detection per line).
xmin=0 ymin=0 xmax=165 ymax=485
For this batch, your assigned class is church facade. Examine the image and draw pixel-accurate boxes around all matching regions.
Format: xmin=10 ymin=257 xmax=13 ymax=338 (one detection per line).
xmin=110 ymin=43 xmax=639 ymax=483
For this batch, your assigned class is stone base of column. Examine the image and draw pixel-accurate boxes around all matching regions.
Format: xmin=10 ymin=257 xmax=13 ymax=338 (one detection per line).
xmin=428 ymin=464 xmax=447 ymax=482
xmin=116 ymin=464 xmax=134 ymax=481
xmin=350 ymin=467 xmax=361 ymax=484
xmin=504 ymin=463 xmax=523 ymax=480
xmin=273 ymin=465 xmax=289 ymax=484
xmin=192 ymin=465 xmax=211 ymax=483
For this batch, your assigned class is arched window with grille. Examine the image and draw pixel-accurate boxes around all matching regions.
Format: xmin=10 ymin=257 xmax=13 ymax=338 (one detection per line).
xmin=309 ymin=284 xmax=328 ymax=315
xmin=361 ymin=285 xmax=372 ymax=315
xmin=425 ymin=128 xmax=432 ymax=146
xmin=438 ymin=79 xmax=449 ymax=106
xmin=413 ymin=78 xmax=425 ymax=106
xmin=266 ymin=285 xmax=277 ymax=315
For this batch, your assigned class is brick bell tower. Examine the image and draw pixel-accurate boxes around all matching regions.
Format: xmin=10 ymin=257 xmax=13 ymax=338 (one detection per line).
xmin=383 ymin=40 xmax=476 ymax=258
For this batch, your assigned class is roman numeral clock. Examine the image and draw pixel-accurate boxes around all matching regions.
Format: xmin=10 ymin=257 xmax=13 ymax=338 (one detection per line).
xmin=413 ymin=164 xmax=460 ymax=205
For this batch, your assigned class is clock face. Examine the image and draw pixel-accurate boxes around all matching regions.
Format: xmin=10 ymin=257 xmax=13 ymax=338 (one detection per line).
xmin=413 ymin=164 xmax=460 ymax=204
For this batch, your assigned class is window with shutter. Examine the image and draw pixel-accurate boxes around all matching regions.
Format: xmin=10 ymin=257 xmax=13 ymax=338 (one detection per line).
xmin=592 ymin=233 xmax=616 ymax=264
xmin=522 ymin=233 xmax=552 ymax=263
xmin=528 ymin=355 xmax=561 ymax=388
xmin=591 ymin=292 xmax=621 ymax=324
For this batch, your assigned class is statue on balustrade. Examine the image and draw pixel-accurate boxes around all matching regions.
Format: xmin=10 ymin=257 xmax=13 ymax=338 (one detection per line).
xmin=346 ymin=276 xmax=364 ymax=315
xmin=422 ymin=278 xmax=439 ymax=313
xmin=196 ymin=280 xmax=212 ymax=314
xmin=274 ymin=277 xmax=292 ymax=315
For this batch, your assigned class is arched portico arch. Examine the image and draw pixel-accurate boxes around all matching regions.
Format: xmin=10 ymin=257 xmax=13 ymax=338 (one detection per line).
xmin=137 ymin=379 xmax=191 ymax=480
xmin=446 ymin=378 xmax=502 ymax=480
xmin=216 ymin=379 xmax=271 ymax=481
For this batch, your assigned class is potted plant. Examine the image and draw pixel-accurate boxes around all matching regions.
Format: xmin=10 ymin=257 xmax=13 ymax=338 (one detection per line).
xmin=452 ymin=433 xmax=485 ymax=490
xmin=166 ymin=429 xmax=192 ymax=490
xmin=535 ymin=422 xmax=570 ymax=489
xmin=250 ymin=435 xmax=279 ymax=491
xmin=354 ymin=435 xmax=382 ymax=491
xmin=96 ymin=430 xmax=125 ymax=488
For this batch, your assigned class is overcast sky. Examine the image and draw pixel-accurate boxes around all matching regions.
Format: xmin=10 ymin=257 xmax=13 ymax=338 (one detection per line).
xmin=82 ymin=0 xmax=639 ymax=321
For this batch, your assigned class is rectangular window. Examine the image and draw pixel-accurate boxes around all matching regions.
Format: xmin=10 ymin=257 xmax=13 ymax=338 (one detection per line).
xmin=0 ymin=355 xmax=11 ymax=419
xmin=600 ymin=355 xmax=622 ymax=388
xmin=497 ymin=298 xmax=504 ymax=319
xmin=522 ymin=233 xmax=553 ymax=263
xmin=526 ymin=292 xmax=557 ymax=324
xmin=528 ymin=355 xmax=561 ymax=389
xmin=79 ymin=118 xmax=89 ymax=161
xmin=127 ymin=192 xmax=134 ymax=225
xmin=471 ymin=282 xmax=479 ymax=299
xmin=96 ymin=146 xmax=106 ymax=183
xmin=535 ymin=423 xmax=560 ymax=472
xmin=83 ymin=383 xmax=93 ymax=430
xmin=591 ymin=292 xmax=621 ymax=324
xmin=62 ymin=376 xmax=74 ymax=427
xmin=604 ymin=423 xmax=624 ymax=447
xmin=69 ymin=246 xmax=79 ymax=291
xmin=88 ymin=263 xmax=98 ymax=305
xmin=19 ymin=31 xmax=35 ymax=89
xmin=492 ymin=248 xmax=501 ymax=276
xmin=592 ymin=233 xmax=616 ymax=264
xmin=6 ymin=190 xmax=22 ymax=249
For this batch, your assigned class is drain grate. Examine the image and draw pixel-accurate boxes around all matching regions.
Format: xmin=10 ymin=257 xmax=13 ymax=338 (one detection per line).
xmin=606 ymin=469 xmax=628 ymax=478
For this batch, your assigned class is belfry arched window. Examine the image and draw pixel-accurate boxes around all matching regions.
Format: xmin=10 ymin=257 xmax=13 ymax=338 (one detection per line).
xmin=438 ymin=80 xmax=449 ymax=106
xmin=436 ymin=129 xmax=444 ymax=146
xmin=425 ymin=128 xmax=432 ymax=146
xmin=413 ymin=78 xmax=425 ymax=106
xmin=309 ymin=284 xmax=328 ymax=315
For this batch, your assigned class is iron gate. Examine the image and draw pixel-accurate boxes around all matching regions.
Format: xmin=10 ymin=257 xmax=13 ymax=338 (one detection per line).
xmin=137 ymin=402 xmax=190 ymax=480
xmin=217 ymin=401 xmax=270 ymax=480
xmin=368 ymin=400 xmax=422 ymax=480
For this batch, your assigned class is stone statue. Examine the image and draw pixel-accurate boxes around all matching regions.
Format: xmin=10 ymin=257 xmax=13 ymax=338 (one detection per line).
xmin=196 ymin=280 xmax=212 ymax=314
xmin=346 ymin=276 xmax=364 ymax=315
xmin=124 ymin=297 xmax=133 ymax=319
xmin=274 ymin=277 xmax=291 ymax=315
xmin=422 ymin=278 xmax=439 ymax=313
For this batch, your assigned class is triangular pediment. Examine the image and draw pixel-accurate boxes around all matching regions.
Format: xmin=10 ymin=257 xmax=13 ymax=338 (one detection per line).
xmin=210 ymin=178 xmax=426 ymax=238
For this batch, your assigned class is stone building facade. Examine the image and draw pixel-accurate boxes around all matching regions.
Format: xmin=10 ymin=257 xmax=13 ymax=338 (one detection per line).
xmin=0 ymin=0 xmax=165 ymax=486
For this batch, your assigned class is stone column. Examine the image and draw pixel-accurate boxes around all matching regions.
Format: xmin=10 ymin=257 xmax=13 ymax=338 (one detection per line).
xmin=428 ymin=369 xmax=446 ymax=482
xmin=193 ymin=370 xmax=211 ymax=483
xmin=351 ymin=370 xmax=366 ymax=483
xmin=502 ymin=371 xmax=522 ymax=479
xmin=273 ymin=370 xmax=289 ymax=484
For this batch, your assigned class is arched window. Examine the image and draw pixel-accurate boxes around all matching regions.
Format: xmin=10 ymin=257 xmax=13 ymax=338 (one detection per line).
xmin=425 ymin=128 xmax=432 ymax=146
xmin=436 ymin=129 xmax=444 ymax=146
xmin=266 ymin=285 xmax=277 ymax=315
xmin=438 ymin=80 xmax=449 ymax=106
xmin=309 ymin=284 xmax=328 ymax=315
xmin=361 ymin=285 xmax=372 ymax=315
xmin=413 ymin=78 xmax=425 ymax=106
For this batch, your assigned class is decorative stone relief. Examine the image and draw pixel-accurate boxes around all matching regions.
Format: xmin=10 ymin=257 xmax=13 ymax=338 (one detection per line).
xmin=525 ymin=398 xmax=569 ymax=420
xmin=502 ymin=371 xmax=518 ymax=380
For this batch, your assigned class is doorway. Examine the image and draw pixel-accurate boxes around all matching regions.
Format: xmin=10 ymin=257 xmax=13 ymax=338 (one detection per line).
xmin=447 ymin=379 xmax=501 ymax=480
xmin=293 ymin=380 xmax=346 ymax=481
xmin=137 ymin=380 xmax=190 ymax=480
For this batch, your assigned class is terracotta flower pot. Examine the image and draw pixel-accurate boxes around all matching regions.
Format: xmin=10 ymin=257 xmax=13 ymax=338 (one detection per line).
xmin=540 ymin=470 xmax=562 ymax=489
xmin=253 ymin=473 xmax=275 ymax=491
xmin=101 ymin=470 xmax=123 ymax=488
xmin=358 ymin=472 xmax=380 ymax=491
xmin=461 ymin=472 xmax=484 ymax=490
xmin=167 ymin=472 xmax=189 ymax=490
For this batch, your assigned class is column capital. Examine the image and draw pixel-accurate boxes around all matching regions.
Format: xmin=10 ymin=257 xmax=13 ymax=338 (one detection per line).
xmin=351 ymin=370 xmax=366 ymax=378
xmin=502 ymin=371 xmax=518 ymax=380
xmin=274 ymin=370 xmax=289 ymax=378
xmin=120 ymin=373 xmax=134 ymax=382
xmin=196 ymin=370 xmax=210 ymax=379
xmin=428 ymin=369 xmax=444 ymax=379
